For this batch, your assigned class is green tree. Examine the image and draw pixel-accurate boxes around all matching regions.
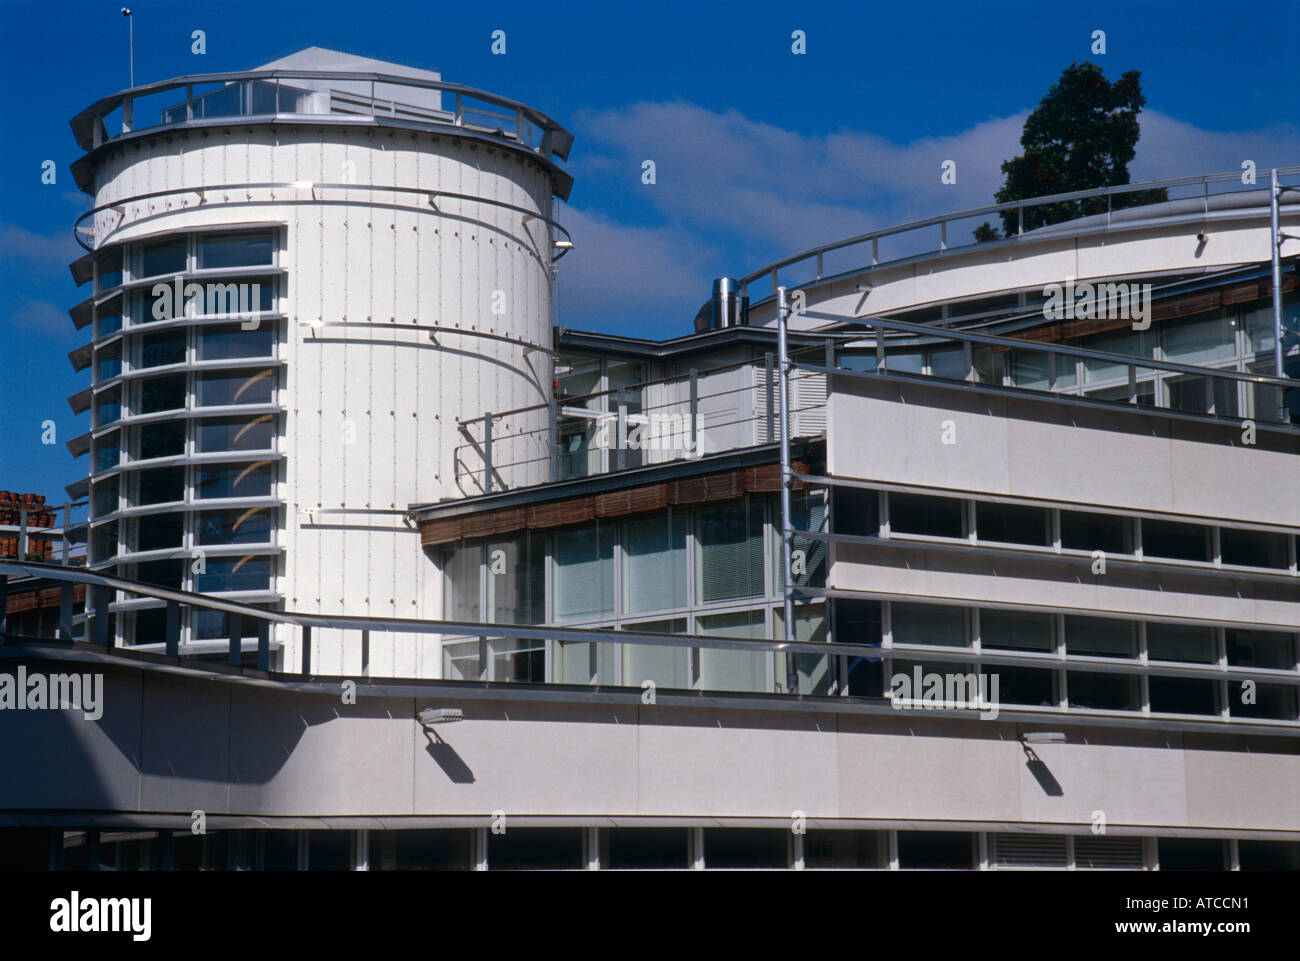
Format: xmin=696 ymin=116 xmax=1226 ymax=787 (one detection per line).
xmin=975 ymin=62 xmax=1167 ymax=241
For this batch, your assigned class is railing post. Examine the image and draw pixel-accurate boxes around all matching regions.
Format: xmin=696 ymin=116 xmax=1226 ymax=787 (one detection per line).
xmin=825 ymin=337 xmax=835 ymax=369
xmin=1048 ymin=351 xmax=1057 ymax=392
xmin=1018 ymin=205 xmax=1024 ymax=237
xmin=764 ymin=353 xmax=774 ymax=442
xmin=301 ymin=624 xmax=312 ymax=677
xmin=361 ymin=629 xmax=370 ymax=677
xmin=816 ymin=251 xmax=823 ymax=280
xmin=874 ymin=324 xmax=886 ymax=372
xmin=483 ymin=413 xmax=493 ymax=493
xmin=940 ymin=220 xmax=947 ymax=251
xmin=228 ymin=613 xmax=242 ymax=667
xmin=165 ymin=600 xmax=179 ymax=656
xmin=1128 ymin=364 xmax=1138 ymax=404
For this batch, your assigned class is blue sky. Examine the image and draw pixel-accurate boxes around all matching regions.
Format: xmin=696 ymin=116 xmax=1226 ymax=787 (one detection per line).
xmin=1 ymin=0 xmax=1296 ymax=501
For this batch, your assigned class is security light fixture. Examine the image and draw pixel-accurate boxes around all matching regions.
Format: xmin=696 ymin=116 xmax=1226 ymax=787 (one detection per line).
xmin=418 ymin=707 xmax=463 ymax=727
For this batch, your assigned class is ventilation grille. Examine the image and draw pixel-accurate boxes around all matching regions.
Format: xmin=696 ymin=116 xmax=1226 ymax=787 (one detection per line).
xmin=1074 ymin=835 xmax=1144 ymax=870
xmin=994 ymin=833 xmax=1067 ymax=868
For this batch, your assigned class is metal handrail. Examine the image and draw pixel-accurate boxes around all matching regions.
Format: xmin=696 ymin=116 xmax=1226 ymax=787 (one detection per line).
xmin=70 ymin=68 xmax=573 ymax=160
xmin=739 ymin=166 xmax=1300 ymax=295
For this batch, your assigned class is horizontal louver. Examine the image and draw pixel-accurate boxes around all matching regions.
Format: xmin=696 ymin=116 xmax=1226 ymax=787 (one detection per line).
xmin=1074 ymin=835 xmax=1144 ymax=870
xmin=994 ymin=833 xmax=1067 ymax=868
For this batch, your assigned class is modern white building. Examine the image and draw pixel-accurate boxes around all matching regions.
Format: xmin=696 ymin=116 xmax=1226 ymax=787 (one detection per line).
xmin=0 ymin=49 xmax=1297 ymax=871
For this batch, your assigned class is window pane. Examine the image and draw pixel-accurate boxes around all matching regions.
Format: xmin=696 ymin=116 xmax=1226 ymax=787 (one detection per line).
xmin=995 ymin=666 xmax=1055 ymax=707
xmin=892 ymin=603 xmax=967 ymax=647
xmin=980 ymin=609 xmax=1054 ymax=652
xmin=94 ymin=388 xmax=122 ymax=428
xmin=132 ymin=512 xmax=182 ymax=552
xmin=695 ymin=501 xmax=764 ymax=603
xmin=928 ymin=347 xmax=966 ymax=380
xmin=622 ymin=511 xmax=687 ymax=614
xmin=777 ymin=491 xmax=828 ymax=591
xmin=194 ymin=461 xmax=274 ymax=499
xmin=898 ymin=832 xmax=973 ymax=869
xmin=190 ymin=279 xmax=273 ymax=316
xmin=198 ymin=232 xmax=274 ymax=269
xmin=1145 ymin=623 xmax=1215 ymax=664
xmin=197 ymin=324 xmax=274 ymax=360
xmin=1228 ymin=682 xmax=1298 ymax=720
xmin=889 ymin=492 xmax=962 ymax=538
xmin=194 ymin=555 xmax=272 ymax=593
xmin=1083 ymin=327 xmax=1155 ymax=383
xmin=134 ymin=238 xmax=186 ymax=278
xmin=195 ymin=415 xmax=275 ymax=453
xmin=134 ymin=421 xmax=186 ymax=460
xmin=1067 ymin=671 xmax=1139 ymax=711
xmin=774 ymin=604 xmax=830 ymax=695
xmin=137 ymin=330 xmax=186 ymax=368
xmin=135 ymin=558 xmax=184 ymax=590
xmin=441 ymin=544 xmax=481 ymax=622
xmin=1220 ymin=528 xmax=1289 ymax=569
xmin=831 ymin=486 xmax=878 ymax=536
xmin=1060 ymin=510 xmax=1130 ymax=554
xmin=490 ymin=638 xmax=545 ymax=683
xmin=1225 ymin=630 xmax=1296 ymax=671
xmin=553 ymin=525 xmax=614 ymax=622
xmin=834 ymin=599 xmax=882 ymax=697
xmin=197 ymin=369 xmax=275 ymax=407
xmin=97 ymin=252 xmax=123 ymax=292
xmin=94 ymin=432 xmax=120 ymax=472
xmin=696 ymin=609 xmax=767 ymax=692
xmin=1065 ymin=616 xmax=1136 ymax=658
xmin=92 ymin=476 xmax=119 ymax=517
xmin=621 ymin=618 xmax=689 ymax=689
xmin=136 ymin=374 xmax=187 ymax=413
xmin=556 ymin=637 xmax=616 ymax=685
xmin=133 ymin=467 xmax=185 ymax=506
xmin=486 ymin=535 xmax=544 ymax=626
xmin=1142 ymin=519 xmax=1210 ymax=562
xmin=1149 ymin=676 xmax=1217 ymax=715
xmin=1161 ymin=312 xmax=1235 ymax=366
xmin=196 ymin=508 xmax=275 ymax=546
xmin=976 ymin=502 xmax=1049 ymax=546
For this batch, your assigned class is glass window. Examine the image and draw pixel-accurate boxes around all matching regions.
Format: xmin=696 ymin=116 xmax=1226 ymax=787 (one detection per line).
xmin=197 ymin=324 xmax=274 ymax=360
xmin=136 ymin=330 xmax=186 ymax=369
xmin=976 ymin=502 xmax=1049 ymax=546
xmin=91 ymin=522 xmax=118 ymax=563
xmin=1161 ymin=312 xmax=1235 ymax=366
xmin=892 ymin=603 xmax=967 ymax=647
xmin=1158 ymin=838 xmax=1226 ymax=871
xmin=622 ymin=511 xmax=687 ymax=614
xmin=887 ymin=350 xmax=925 ymax=374
xmin=695 ymin=501 xmax=764 ymax=603
xmin=1083 ymin=327 xmax=1156 ymax=383
xmin=191 ymin=279 xmax=274 ymax=316
xmin=980 ymin=609 xmax=1054 ymax=652
xmin=1060 ymin=510 xmax=1131 ymax=554
xmin=486 ymin=535 xmax=544 ymax=626
xmin=1228 ymin=682 xmax=1298 ymax=721
xmin=196 ymin=508 xmax=275 ymax=546
xmin=197 ymin=369 xmax=275 ymax=407
xmin=898 ymin=832 xmax=974 ymax=869
xmin=132 ymin=512 xmax=183 ymax=553
xmin=196 ymin=415 xmax=275 ymax=453
xmin=96 ymin=345 xmax=122 ymax=380
xmin=996 ymin=666 xmax=1056 ymax=707
xmin=621 ymin=618 xmax=689 ymax=690
xmin=198 ymin=232 xmax=274 ymax=269
xmin=94 ymin=388 xmax=121 ymax=428
xmin=1163 ymin=374 xmax=1236 ymax=416
xmin=134 ymin=558 xmax=184 ymax=590
xmin=1220 ymin=527 xmax=1290 ymax=569
xmin=1145 ymin=623 xmax=1216 ymax=664
xmin=94 ymin=431 xmax=120 ymax=472
xmin=1065 ymin=616 xmax=1136 ymax=658
xmin=1226 ymin=630 xmax=1296 ymax=671
xmin=194 ymin=555 xmax=273 ymax=593
xmin=834 ymin=599 xmax=882 ymax=697
xmin=556 ymin=635 xmax=617 ymax=686
xmin=133 ymin=467 xmax=185 ymax=506
xmin=928 ymin=347 xmax=966 ymax=380
xmin=441 ymin=544 xmax=481 ymax=623
xmin=1010 ymin=349 xmax=1051 ymax=390
xmin=96 ymin=307 xmax=123 ymax=338
xmin=831 ymin=485 xmax=878 ymax=537
xmin=92 ymin=476 xmax=119 ymax=517
xmin=777 ymin=491 xmax=827 ymax=591
xmin=490 ymin=638 xmax=545 ymax=683
xmin=195 ymin=461 xmax=274 ymax=500
xmin=133 ymin=238 xmax=187 ymax=278
xmin=972 ymin=346 xmax=1004 ymax=385
xmin=696 ymin=609 xmax=767 ymax=693
xmin=1149 ymin=676 xmax=1217 ymax=716
xmin=96 ymin=252 xmax=123 ymax=292
xmin=133 ymin=421 xmax=186 ymax=460
xmin=774 ymin=604 xmax=830 ymax=695
xmin=1067 ymin=671 xmax=1139 ymax=711
xmin=1142 ymin=519 xmax=1210 ymax=562
xmin=889 ymin=492 xmax=963 ymax=538
xmin=135 ymin=374 xmax=187 ymax=414
xmin=552 ymin=524 xmax=614 ymax=623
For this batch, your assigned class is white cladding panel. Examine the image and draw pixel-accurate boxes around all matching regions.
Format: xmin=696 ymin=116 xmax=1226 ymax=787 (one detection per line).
xmin=91 ymin=124 xmax=557 ymax=677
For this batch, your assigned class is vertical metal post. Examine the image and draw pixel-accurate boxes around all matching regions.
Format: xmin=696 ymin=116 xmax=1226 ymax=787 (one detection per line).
xmin=127 ymin=12 xmax=134 ymax=89
xmin=18 ymin=509 xmax=27 ymax=561
xmin=483 ymin=413 xmax=493 ymax=493
xmin=1270 ymin=168 xmax=1286 ymax=422
xmin=62 ymin=502 xmax=71 ymax=565
xmin=777 ymin=287 xmax=797 ymax=695
xmin=616 ymin=388 xmax=627 ymax=470
xmin=361 ymin=629 xmax=370 ymax=677
xmin=825 ymin=337 xmax=835 ymax=370
xmin=549 ymin=396 xmax=559 ymax=481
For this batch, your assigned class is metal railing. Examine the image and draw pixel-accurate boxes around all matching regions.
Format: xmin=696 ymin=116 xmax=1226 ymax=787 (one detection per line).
xmin=71 ymin=69 xmax=573 ymax=162
xmin=739 ymin=166 xmax=1300 ymax=302
xmin=454 ymin=355 xmax=829 ymax=494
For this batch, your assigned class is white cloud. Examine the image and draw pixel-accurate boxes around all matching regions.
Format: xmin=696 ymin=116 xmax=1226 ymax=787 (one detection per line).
xmin=0 ymin=223 xmax=81 ymax=276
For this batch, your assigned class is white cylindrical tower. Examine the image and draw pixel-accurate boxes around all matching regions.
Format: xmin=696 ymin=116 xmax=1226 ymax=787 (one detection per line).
xmin=66 ymin=47 xmax=573 ymax=676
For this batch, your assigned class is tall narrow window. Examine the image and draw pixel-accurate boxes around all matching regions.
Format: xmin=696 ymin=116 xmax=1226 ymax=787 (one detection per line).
xmin=552 ymin=524 xmax=614 ymax=623
xmin=695 ymin=501 xmax=764 ymax=603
